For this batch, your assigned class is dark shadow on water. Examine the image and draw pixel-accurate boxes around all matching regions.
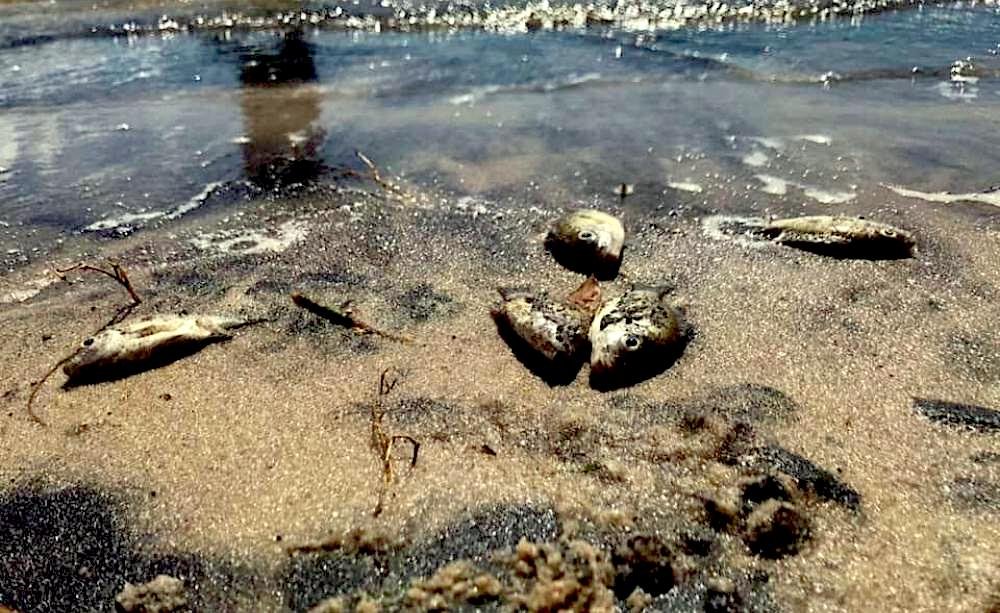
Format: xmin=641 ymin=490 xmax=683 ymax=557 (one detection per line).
xmin=589 ymin=332 xmax=691 ymax=392
xmin=61 ymin=340 xmax=229 ymax=389
xmin=217 ymin=29 xmax=329 ymax=190
xmin=491 ymin=312 xmax=585 ymax=386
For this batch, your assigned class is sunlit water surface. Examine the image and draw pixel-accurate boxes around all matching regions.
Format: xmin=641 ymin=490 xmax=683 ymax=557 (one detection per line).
xmin=0 ymin=4 xmax=998 ymax=260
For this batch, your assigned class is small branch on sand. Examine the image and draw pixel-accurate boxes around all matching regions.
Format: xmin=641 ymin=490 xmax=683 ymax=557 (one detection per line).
xmin=56 ymin=260 xmax=141 ymax=307
xmin=291 ymin=292 xmax=413 ymax=344
xmin=371 ymin=368 xmax=420 ymax=517
xmin=355 ymin=149 xmax=412 ymax=200
xmin=27 ymin=260 xmax=143 ymax=426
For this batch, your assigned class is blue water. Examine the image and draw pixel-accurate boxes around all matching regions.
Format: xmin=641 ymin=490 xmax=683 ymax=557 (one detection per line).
xmin=0 ymin=3 xmax=998 ymax=252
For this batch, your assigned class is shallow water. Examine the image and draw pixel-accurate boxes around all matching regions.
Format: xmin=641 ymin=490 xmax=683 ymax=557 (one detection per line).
xmin=0 ymin=3 xmax=999 ymax=263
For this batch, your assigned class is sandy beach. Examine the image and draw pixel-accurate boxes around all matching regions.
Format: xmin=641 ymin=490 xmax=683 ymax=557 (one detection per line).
xmin=0 ymin=174 xmax=997 ymax=611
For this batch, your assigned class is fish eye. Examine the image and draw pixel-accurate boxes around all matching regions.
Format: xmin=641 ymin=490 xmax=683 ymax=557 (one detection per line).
xmin=578 ymin=230 xmax=597 ymax=241
xmin=881 ymin=229 xmax=896 ymax=237
xmin=624 ymin=335 xmax=641 ymax=350
xmin=82 ymin=338 xmax=94 ymax=346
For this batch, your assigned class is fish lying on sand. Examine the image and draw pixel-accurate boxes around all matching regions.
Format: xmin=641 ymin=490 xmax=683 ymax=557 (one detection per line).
xmin=492 ymin=277 xmax=600 ymax=365
xmin=759 ymin=215 xmax=915 ymax=258
xmin=63 ymin=314 xmax=253 ymax=384
xmin=589 ymin=284 xmax=686 ymax=386
xmin=545 ymin=209 xmax=625 ymax=278
xmin=703 ymin=214 xmax=915 ymax=259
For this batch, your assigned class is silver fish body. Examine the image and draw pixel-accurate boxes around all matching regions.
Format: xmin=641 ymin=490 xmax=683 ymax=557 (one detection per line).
xmin=589 ymin=286 xmax=685 ymax=379
xmin=546 ymin=209 xmax=625 ymax=278
xmin=63 ymin=314 xmax=248 ymax=383
xmin=761 ymin=215 xmax=915 ymax=258
xmin=492 ymin=289 xmax=590 ymax=363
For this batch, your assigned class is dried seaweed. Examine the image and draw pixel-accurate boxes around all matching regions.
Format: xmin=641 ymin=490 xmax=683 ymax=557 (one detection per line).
xmin=371 ymin=369 xmax=420 ymax=517
xmin=291 ymin=292 xmax=413 ymax=344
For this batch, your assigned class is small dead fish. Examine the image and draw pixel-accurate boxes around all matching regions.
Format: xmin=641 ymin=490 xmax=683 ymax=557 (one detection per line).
xmin=63 ymin=314 xmax=251 ymax=384
xmin=589 ymin=285 xmax=685 ymax=382
xmin=492 ymin=278 xmax=599 ymax=364
xmin=760 ymin=215 xmax=915 ymax=259
xmin=545 ymin=209 xmax=625 ymax=278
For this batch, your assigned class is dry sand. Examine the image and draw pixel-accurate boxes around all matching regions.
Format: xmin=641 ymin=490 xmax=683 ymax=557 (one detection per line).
xmin=0 ymin=181 xmax=998 ymax=612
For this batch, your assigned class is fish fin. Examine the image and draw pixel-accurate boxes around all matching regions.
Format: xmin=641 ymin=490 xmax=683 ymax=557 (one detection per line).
xmin=566 ymin=276 xmax=601 ymax=314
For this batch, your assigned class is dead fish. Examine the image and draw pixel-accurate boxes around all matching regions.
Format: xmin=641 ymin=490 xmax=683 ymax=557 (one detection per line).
xmin=63 ymin=314 xmax=251 ymax=384
xmin=492 ymin=277 xmax=599 ymax=365
xmin=760 ymin=215 xmax=915 ymax=259
xmin=589 ymin=285 xmax=685 ymax=385
xmin=545 ymin=209 xmax=625 ymax=279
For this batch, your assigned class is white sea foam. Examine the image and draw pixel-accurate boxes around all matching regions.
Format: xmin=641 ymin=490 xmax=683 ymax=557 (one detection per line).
xmin=755 ymin=175 xmax=855 ymax=204
xmin=749 ymin=136 xmax=784 ymax=150
xmin=741 ymin=150 xmax=769 ymax=167
xmin=84 ymin=181 xmax=225 ymax=233
xmin=936 ymin=81 xmax=978 ymax=101
xmin=755 ymin=174 xmax=789 ymax=195
xmin=796 ymin=134 xmax=832 ymax=145
xmin=189 ymin=219 xmax=309 ymax=255
xmin=667 ymin=181 xmax=703 ymax=193
xmin=885 ymin=184 xmax=1000 ymax=208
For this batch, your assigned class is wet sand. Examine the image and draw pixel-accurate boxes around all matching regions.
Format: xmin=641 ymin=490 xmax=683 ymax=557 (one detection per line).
xmin=0 ymin=177 xmax=997 ymax=611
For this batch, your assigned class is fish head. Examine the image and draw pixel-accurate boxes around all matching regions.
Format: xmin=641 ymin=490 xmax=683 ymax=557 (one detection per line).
xmin=573 ymin=221 xmax=619 ymax=256
xmin=590 ymin=323 xmax=647 ymax=376
xmin=546 ymin=210 xmax=625 ymax=278
xmin=62 ymin=329 xmax=126 ymax=378
xmin=875 ymin=225 xmax=916 ymax=249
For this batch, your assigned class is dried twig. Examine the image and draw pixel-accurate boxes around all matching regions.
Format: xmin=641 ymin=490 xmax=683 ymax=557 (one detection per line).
xmin=27 ymin=260 xmax=143 ymax=426
xmin=371 ymin=368 xmax=420 ymax=517
xmin=291 ymin=292 xmax=413 ymax=344
xmin=355 ymin=149 xmax=411 ymax=198
xmin=56 ymin=260 xmax=141 ymax=307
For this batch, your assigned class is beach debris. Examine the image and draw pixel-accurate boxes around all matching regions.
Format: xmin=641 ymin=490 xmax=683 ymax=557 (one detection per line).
xmin=114 ymin=575 xmax=187 ymax=613
xmin=913 ymin=398 xmax=1000 ymax=433
xmin=371 ymin=368 xmax=420 ymax=517
xmin=885 ymin=183 xmax=1000 ymax=209
xmin=589 ymin=284 xmax=686 ymax=386
xmin=26 ymin=260 xmax=144 ymax=425
xmin=62 ymin=314 xmax=255 ymax=385
xmin=703 ymin=215 xmax=915 ymax=259
xmin=492 ymin=277 xmax=600 ymax=366
xmin=291 ymin=292 xmax=413 ymax=343
xmin=355 ymin=149 xmax=412 ymax=201
xmin=760 ymin=215 xmax=915 ymax=258
xmin=56 ymin=260 xmax=142 ymax=314
xmin=545 ymin=209 xmax=625 ymax=278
